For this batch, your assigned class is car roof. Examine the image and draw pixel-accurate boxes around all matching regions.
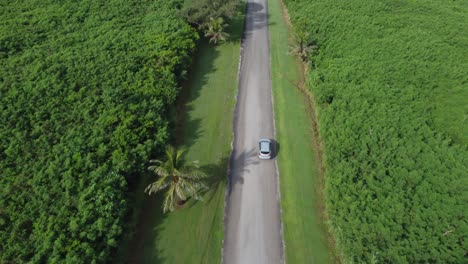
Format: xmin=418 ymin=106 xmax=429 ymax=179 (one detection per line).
xmin=259 ymin=139 xmax=271 ymax=151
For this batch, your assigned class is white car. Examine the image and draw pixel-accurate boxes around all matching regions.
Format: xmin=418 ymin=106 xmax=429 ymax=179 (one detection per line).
xmin=258 ymin=139 xmax=272 ymax=159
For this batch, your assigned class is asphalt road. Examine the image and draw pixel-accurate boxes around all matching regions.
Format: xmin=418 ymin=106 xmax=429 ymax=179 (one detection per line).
xmin=222 ymin=0 xmax=283 ymax=263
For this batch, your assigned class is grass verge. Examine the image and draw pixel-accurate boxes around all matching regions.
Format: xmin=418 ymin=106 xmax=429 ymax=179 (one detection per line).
xmin=125 ymin=14 xmax=244 ymax=264
xmin=268 ymin=0 xmax=333 ymax=262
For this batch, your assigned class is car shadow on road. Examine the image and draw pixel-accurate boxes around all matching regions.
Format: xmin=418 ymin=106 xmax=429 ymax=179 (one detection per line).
xmin=271 ymin=138 xmax=280 ymax=159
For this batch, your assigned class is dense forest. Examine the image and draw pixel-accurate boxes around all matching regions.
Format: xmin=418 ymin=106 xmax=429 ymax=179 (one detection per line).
xmin=283 ymin=0 xmax=467 ymax=262
xmin=0 ymin=0 xmax=198 ymax=262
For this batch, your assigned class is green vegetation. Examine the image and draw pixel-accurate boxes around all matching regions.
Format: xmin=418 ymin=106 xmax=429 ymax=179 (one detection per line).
xmin=0 ymin=0 xmax=198 ymax=262
xmin=268 ymin=0 xmax=330 ymax=262
xmin=283 ymin=0 xmax=468 ymax=262
xmin=181 ymin=0 xmax=241 ymax=45
xmin=133 ymin=13 xmax=244 ymax=263
xmin=146 ymin=146 xmax=208 ymax=213
xmin=204 ymin=17 xmax=230 ymax=44
xmin=181 ymin=0 xmax=242 ymax=30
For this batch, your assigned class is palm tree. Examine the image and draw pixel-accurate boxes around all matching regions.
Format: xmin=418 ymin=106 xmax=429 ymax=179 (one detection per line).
xmin=204 ymin=17 xmax=230 ymax=44
xmin=145 ymin=145 xmax=208 ymax=213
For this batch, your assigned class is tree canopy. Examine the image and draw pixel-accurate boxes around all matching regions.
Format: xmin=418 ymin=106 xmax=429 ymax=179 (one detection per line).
xmin=0 ymin=0 xmax=198 ymax=262
xmin=283 ymin=0 xmax=467 ymax=262
xmin=181 ymin=0 xmax=242 ymax=30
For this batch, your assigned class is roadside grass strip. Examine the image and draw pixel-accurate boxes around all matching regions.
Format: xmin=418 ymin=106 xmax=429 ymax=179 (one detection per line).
xmin=138 ymin=16 xmax=244 ymax=264
xmin=268 ymin=0 xmax=331 ymax=263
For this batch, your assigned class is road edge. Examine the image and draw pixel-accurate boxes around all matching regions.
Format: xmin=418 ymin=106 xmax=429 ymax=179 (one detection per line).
xmin=221 ymin=1 xmax=248 ymax=263
xmin=266 ymin=0 xmax=287 ymax=262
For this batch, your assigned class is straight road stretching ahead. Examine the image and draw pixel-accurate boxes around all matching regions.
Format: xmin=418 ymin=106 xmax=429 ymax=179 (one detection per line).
xmin=223 ymin=0 xmax=283 ymax=263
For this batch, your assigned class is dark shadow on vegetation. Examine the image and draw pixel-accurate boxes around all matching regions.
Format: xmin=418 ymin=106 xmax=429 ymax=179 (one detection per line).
xmin=178 ymin=156 xmax=230 ymax=211
xmin=143 ymin=149 xmax=258 ymax=262
xmin=175 ymin=39 xmax=219 ymax=149
xmin=224 ymin=1 xmax=249 ymax=43
xmin=119 ymin=180 xmax=168 ymax=264
xmin=121 ymin=28 xmax=224 ymax=264
xmin=176 ymin=8 xmax=248 ymax=148
xmin=144 ymin=193 xmax=174 ymax=264
xmin=119 ymin=6 xmax=251 ymax=264
xmin=198 ymin=157 xmax=230 ymax=205
xmin=226 ymin=13 xmax=245 ymax=43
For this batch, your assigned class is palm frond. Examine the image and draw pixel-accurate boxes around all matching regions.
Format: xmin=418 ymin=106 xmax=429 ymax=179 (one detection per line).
xmin=172 ymin=167 xmax=184 ymax=178
xmin=174 ymin=183 xmax=188 ymax=201
xmin=187 ymin=178 xmax=208 ymax=192
xmin=179 ymin=167 xmax=207 ymax=180
xmin=190 ymin=160 xmax=200 ymax=168
xmin=162 ymin=185 xmax=176 ymax=213
xmin=165 ymin=145 xmax=177 ymax=170
xmin=148 ymin=165 xmax=170 ymax=177
xmin=204 ymin=17 xmax=229 ymax=44
xmin=145 ymin=175 xmax=171 ymax=195
xmin=149 ymin=159 xmax=164 ymax=166
xmin=146 ymin=145 xmax=211 ymax=213
xmin=177 ymin=179 xmax=197 ymax=201
xmin=175 ymin=146 xmax=187 ymax=168
xmin=184 ymin=180 xmax=204 ymax=201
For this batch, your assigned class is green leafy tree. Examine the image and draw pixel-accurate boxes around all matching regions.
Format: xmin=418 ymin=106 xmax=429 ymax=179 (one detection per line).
xmin=146 ymin=146 xmax=208 ymax=213
xmin=204 ymin=17 xmax=230 ymax=44
xmin=181 ymin=0 xmax=241 ymax=30
xmin=290 ymin=18 xmax=317 ymax=62
xmin=0 ymin=0 xmax=198 ymax=262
